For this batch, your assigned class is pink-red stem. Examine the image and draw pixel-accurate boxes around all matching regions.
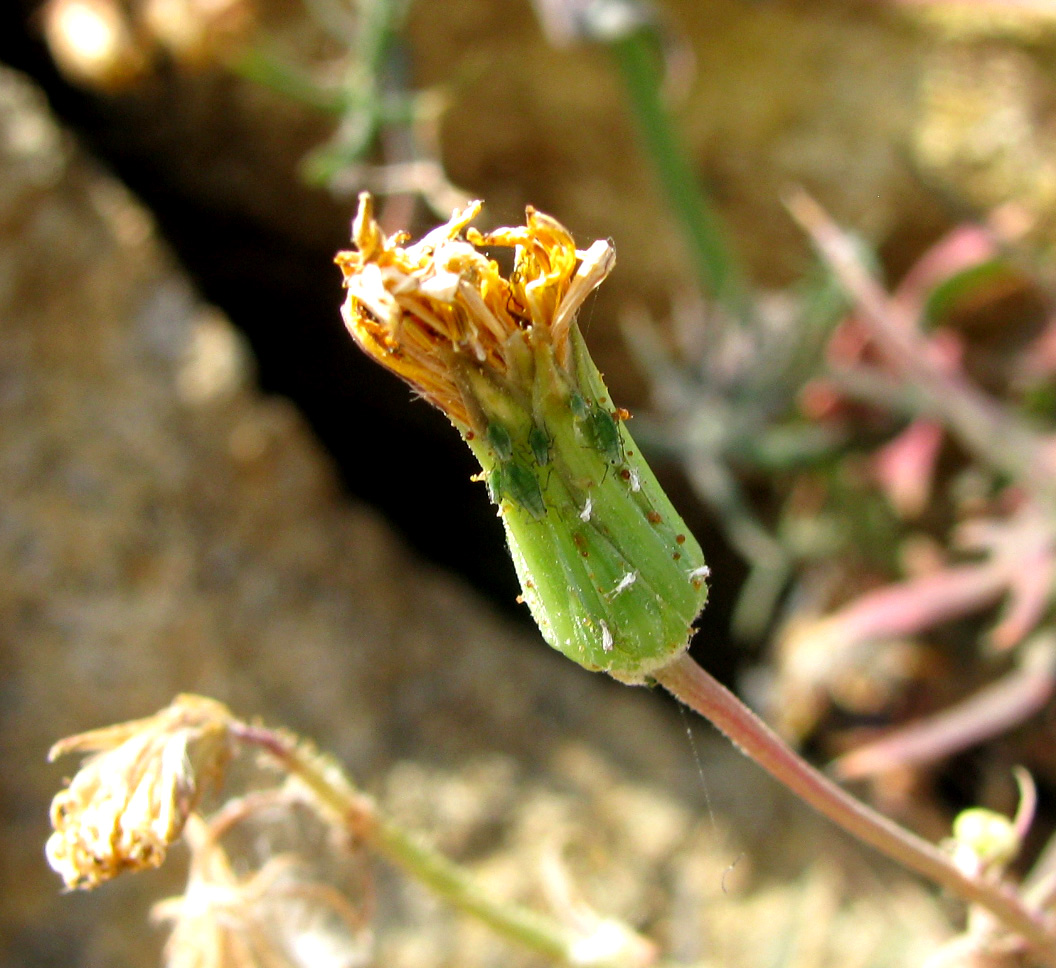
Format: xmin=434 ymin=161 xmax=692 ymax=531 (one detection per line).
xmin=653 ymin=653 xmax=1056 ymax=963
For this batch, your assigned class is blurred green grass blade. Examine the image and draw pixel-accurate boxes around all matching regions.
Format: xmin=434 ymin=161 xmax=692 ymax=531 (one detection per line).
xmin=923 ymin=258 xmax=1020 ymax=328
xmin=608 ymin=28 xmax=749 ymax=318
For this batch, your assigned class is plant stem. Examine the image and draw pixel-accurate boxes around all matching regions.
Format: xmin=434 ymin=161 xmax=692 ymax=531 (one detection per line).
xmin=652 ymin=653 xmax=1056 ymax=965
xmin=230 ymin=723 xmax=653 ymax=968
xmin=608 ymin=30 xmax=747 ymax=317
xmin=369 ymin=805 xmax=578 ymax=961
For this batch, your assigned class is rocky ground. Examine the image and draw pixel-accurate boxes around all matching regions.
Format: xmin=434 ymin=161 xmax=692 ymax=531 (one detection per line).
xmin=0 ymin=58 xmax=954 ymax=968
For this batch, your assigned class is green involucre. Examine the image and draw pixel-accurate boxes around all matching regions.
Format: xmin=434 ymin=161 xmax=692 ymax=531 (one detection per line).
xmin=466 ymin=326 xmax=708 ymax=683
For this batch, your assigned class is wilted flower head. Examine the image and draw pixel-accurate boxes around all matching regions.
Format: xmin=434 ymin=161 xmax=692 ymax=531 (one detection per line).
xmin=153 ymin=813 xmax=369 ymax=968
xmin=336 ymin=193 xmax=615 ymax=434
xmin=336 ymin=197 xmax=708 ymax=682
xmin=46 ymin=694 xmax=233 ymax=889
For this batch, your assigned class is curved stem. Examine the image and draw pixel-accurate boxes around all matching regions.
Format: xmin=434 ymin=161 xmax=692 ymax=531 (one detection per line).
xmin=230 ymin=723 xmax=654 ymax=968
xmin=653 ymin=653 xmax=1056 ymax=965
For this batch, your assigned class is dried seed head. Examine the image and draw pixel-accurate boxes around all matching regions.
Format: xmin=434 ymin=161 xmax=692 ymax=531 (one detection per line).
xmin=46 ymin=694 xmax=234 ymax=889
xmin=154 ymin=813 xmax=369 ymax=968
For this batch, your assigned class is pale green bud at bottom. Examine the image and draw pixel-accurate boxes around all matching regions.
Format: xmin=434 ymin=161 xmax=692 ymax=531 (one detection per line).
xmin=951 ymin=807 xmax=1020 ymax=871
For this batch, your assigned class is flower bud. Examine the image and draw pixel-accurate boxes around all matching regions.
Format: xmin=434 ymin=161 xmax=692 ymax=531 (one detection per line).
xmin=336 ymin=196 xmax=708 ymax=682
xmin=950 ymin=807 xmax=1021 ymax=875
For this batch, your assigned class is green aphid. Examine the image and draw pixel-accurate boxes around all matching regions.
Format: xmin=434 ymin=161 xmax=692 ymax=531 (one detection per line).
xmin=570 ymin=391 xmax=624 ymax=466
xmin=487 ymin=465 xmax=506 ymax=505
xmin=528 ymin=425 xmax=552 ymax=466
xmin=586 ymin=406 xmax=624 ymax=466
xmin=486 ymin=422 xmax=514 ymax=462
xmin=504 ymin=460 xmax=547 ymax=520
xmin=569 ymin=390 xmax=590 ymax=420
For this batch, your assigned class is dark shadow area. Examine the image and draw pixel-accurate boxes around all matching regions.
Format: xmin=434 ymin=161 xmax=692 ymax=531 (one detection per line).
xmin=0 ymin=6 xmax=530 ymax=609
xmin=0 ymin=6 xmax=741 ymax=652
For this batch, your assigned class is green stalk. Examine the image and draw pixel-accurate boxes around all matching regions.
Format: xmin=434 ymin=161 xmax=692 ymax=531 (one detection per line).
xmin=231 ymin=724 xmax=651 ymax=968
xmin=608 ymin=30 xmax=747 ymax=317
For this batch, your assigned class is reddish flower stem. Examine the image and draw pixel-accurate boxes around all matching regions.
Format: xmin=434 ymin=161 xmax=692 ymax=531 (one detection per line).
xmin=653 ymin=653 xmax=1056 ymax=964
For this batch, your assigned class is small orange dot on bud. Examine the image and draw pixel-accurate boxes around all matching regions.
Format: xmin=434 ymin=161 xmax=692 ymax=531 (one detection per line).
xmin=647 ymin=511 xmax=662 ymax=524
xmin=675 ymin=534 xmax=686 ymax=544
xmin=615 ymin=407 xmax=631 ymax=420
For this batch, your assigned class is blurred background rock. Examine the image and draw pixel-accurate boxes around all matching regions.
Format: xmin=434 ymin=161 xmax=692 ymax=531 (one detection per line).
xmin=4 ymin=0 xmax=1056 ymax=965
xmin=0 ymin=0 xmax=953 ymax=609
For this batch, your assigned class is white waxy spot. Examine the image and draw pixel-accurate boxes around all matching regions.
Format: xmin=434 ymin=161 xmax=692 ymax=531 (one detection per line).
xmin=600 ymin=620 xmax=613 ymax=652
xmin=610 ymin=572 xmax=637 ymax=597
xmin=579 ymin=496 xmax=593 ymax=522
xmin=688 ymin=566 xmax=711 ymax=582
xmin=418 ymin=269 xmax=461 ymax=302
xmin=569 ymin=919 xmax=635 ymax=967
xmin=629 ymin=469 xmax=641 ymax=492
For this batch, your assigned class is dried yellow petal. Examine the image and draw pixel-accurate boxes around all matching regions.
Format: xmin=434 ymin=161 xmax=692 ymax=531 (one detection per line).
xmin=46 ymin=694 xmax=233 ymax=889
